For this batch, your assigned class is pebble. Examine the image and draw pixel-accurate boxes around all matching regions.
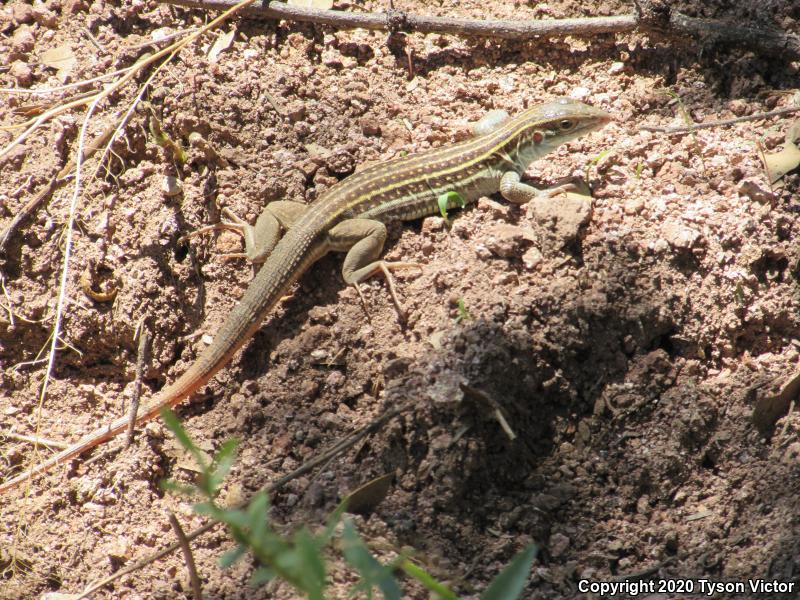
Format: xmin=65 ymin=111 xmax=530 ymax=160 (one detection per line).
xmin=484 ymin=224 xmax=535 ymax=258
xmin=12 ymin=3 xmax=35 ymax=24
xmin=285 ymin=101 xmax=306 ymax=123
xmin=162 ymin=175 xmax=182 ymax=197
xmin=11 ymin=25 xmax=35 ymax=53
xmin=737 ymin=178 xmax=775 ymax=204
xmin=10 ymin=60 xmax=32 ymax=86
xmin=522 ymin=246 xmax=543 ymax=270
xmin=548 ymin=532 xmax=570 ymax=558
xmin=662 ymin=220 xmax=701 ymax=250
xmin=33 ymin=7 xmax=58 ymax=28
xmin=623 ymin=197 xmax=644 ymax=215
xmin=609 ymin=61 xmax=625 ymax=75
xmin=359 ymin=116 xmax=381 ymax=136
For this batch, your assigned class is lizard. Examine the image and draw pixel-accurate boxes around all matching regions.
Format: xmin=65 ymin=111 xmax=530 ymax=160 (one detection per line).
xmin=0 ymin=98 xmax=611 ymax=493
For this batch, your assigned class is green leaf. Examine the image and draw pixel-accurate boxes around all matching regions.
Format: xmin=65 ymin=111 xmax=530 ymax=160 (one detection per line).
xmin=481 ymin=545 xmax=538 ymax=600
xmin=400 ymin=559 xmax=458 ymax=600
xmin=341 ymin=520 xmax=401 ymax=600
xmin=160 ymin=408 xmax=208 ymax=472
xmin=247 ymin=492 xmax=270 ymax=541
xmin=250 ymin=566 xmax=276 ymax=586
xmin=588 ymin=149 xmax=610 ymax=166
xmin=208 ymin=438 xmax=239 ymax=491
xmin=294 ymin=529 xmax=327 ymax=600
xmin=454 ymin=298 xmax=471 ymax=324
xmin=437 ymin=191 xmax=466 ymax=221
xmin=219 ymin=544 xmax=247 ymax=568
xmin=159 ymin=478 xmax=198 ymax=497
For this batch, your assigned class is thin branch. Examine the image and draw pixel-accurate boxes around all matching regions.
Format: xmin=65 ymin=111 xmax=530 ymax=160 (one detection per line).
xmin=73 ymin=402 xmax=412 ymax=599
xmin=168 ymin=513 xmax=203 ymax=600
xmin=640 ymin=105 xmax=800 ymax=134
xmin=167 ymin=0 xmax=635 ymax=39
xmin=0 ymin=66 xmax=137 ymax=95
xmin=1 ymin=433 xmax=69 ymax=450
xmin=126 ymin=321 xmax=151 ymax=447
xmin=161 ymin=0 xmax=800 ymax=60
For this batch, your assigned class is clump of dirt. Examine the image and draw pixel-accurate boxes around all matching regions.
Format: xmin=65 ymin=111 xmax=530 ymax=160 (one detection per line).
xmin=2 ymin=0 xmax=800 ymax=598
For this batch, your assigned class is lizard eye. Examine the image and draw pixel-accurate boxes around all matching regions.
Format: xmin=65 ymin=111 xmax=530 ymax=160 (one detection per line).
xmin=560 ymin=119 xmax=575 ymax=130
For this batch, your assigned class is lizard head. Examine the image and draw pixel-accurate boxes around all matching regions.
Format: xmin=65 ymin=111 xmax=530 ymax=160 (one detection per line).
xmin=525 ymin=98 xmax=613 ymax=144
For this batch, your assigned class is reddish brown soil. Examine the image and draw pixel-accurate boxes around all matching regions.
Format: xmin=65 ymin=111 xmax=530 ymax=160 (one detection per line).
xmin=2 ymin=0 xmax=800 ymax=598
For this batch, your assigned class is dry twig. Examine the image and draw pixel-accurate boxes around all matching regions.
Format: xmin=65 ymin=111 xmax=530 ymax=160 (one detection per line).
xmin=162 ymin=0 xmax=800 ymax=60
xmin=168 ymin=512 xmax=203 ymax=600
xmin=640 ymin=106 xmax=800 ymax=134
xmin=127 ymin=320 xmax=151 ymax=447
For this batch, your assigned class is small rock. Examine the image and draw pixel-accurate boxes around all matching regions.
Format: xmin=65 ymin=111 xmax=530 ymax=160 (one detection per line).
xmin=451 ymin=219 xmax=470 ymax=239
xmin=782 ymin=442 xmax=800 ymax=466
xmin=623 ymin=197 xmax=644 ymax=215
xmin=285 ymin=101 xmax=306 ymax=123
xmin=321 ymin=48 xmax=342 ymax=68
xmin=662 ymin=220 xmax=701 ymax=250
xmin=522 ymin=246 xmax=543 ymax=270
xmin=325 ymin=148 xmax=356 ymax=175
xmin=63 ymin=0 xmax=88 ymax=14
xmin=549 ymin=532 xmax=570 ymax=558
xmin=484 ymin=224 xmax=536 ymax=258
xmin=10 ymin=60 xmax=32 ymax=86
xmin=738 ymin=177 xmax=775 ymax=204
xmin=609 ymin=61 xmax=625 ymax=75
xmin=12 ymin=3 xmax=35 ymax=24
xmin=162 ymin=175 xmax=182 ymax=197
xmin=11 ymin=25 xmax=35 ymax=53
xmin=728 ymin=99 xmax=748 ymax=117
xmin=527 ymin=193 xmax=592 ymax=244
xmin=421 ymin=216 xmax=445 ymax=233
xmin=296 ymin=159 xmax=319 ymax=179
xmin=359 ymin=117 xmax=381 ymax=136
xmin=32 ymin=7 xmax=58 ymax=28
xmin=477 ymin=197 xmax=508 ymax=217
xmin=310 ymin=349 xmax=328 ymax=361
xmin=570 ymin=87 xmax=591 ymax=100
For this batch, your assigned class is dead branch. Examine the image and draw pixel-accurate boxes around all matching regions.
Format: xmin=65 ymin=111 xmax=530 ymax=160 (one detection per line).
xmin=160 ymin=0 xmax=800 ymax=60
xmin=166 ymin=0 xmax=635 ymax=38
xmin=640 ymin=106 xmax=800 ymax=134
xmin=168 ymin=512 xmax=203 ymax=600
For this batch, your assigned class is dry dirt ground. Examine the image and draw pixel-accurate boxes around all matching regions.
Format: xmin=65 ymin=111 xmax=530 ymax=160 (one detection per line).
xmin=2 ymin=0 xmax=800 ymax=598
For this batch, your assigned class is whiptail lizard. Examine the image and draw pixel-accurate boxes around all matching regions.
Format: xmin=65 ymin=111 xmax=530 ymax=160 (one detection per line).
xmin=0 ymin=98 xmax=611 ymax=493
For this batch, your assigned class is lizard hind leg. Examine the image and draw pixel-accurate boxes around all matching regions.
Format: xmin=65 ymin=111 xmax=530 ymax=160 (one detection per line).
xmin=180 ymin=201 xmax=308 ymax=263
xmin=327 ymin=218 xmax=421 ymax=320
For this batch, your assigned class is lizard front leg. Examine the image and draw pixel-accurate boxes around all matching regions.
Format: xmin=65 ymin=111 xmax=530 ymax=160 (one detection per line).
xmin=499 ymin=171 xmax=579 ymax=204
xmin=326 ymin=218 xmax=420 ymax=318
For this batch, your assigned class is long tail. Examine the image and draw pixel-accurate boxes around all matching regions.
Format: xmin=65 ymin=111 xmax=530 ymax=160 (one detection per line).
xmin=1 ymin=233 xmax=326 ymax=494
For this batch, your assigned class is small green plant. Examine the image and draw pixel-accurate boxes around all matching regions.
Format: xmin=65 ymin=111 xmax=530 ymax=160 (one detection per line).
xmin=584 ymin=148 xmax=610 ymax=182
xmin=147 ymin=111 xmax=188 ymax=164
xmin=438 ymin=190 xmax=466 ymax=224
xmin=634 ymin=161 xmax=644 ymax=179
xmin=161 ymin=408 xmax=538 ymax=599
xmin=454 ymin=297 xmax=472 ymax=323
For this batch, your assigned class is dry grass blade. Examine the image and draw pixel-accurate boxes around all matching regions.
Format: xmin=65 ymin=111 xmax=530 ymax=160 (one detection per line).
xmin=0 ymin=0 xmax=259 ymax=162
